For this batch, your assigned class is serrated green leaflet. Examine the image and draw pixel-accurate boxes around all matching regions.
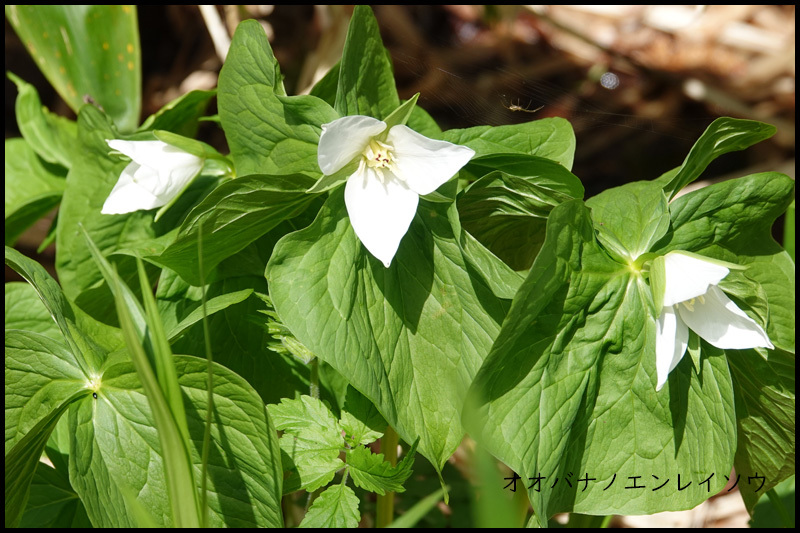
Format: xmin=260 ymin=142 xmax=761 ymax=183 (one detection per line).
xmin=6 ymin=5 xmax=141 ymax=132
xmin=277 ymin=430 xmax=345 ymax=494
xmin=270 ymin=395 xmax=343 ymax=436
xmin=269 ymin=396 xmax=345 ymax=494
xmin=347 ymin=438 xmax=418 ymax=495
xmin=267 ymin=189 xmax=507 ymax=471
xmin=299 ymin=483 xmax=360 ymax=528
xmin=466 ymin=199 xmax=737 ymax=518
xmin=5 ymin=138 xmax=66 ymax=245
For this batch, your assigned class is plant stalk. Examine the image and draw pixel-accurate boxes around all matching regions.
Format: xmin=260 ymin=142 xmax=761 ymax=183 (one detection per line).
xmin=376 ymin=426 xmax=399 ymax=527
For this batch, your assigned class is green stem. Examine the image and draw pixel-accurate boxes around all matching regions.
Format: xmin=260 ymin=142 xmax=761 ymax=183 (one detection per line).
xmin=309 ymin=358 xmax=319 ymax=400
xmin=199 ymin=222 xmax=214 ymax=528
xmin=565 ymin=513 xmax=612 ymax=528
xmin=376 ymin=426 xmax=399 ymax=527
xmin=766 ymin=488 xmax=791 ymax=528
xmin=783 ymin=199 xmax=795 ymax=261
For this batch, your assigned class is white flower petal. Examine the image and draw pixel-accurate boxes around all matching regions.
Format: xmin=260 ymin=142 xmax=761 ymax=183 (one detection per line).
xmin=655 ymin=306 xmax=689 ymax=391
xmin=344 ymin=166 xmax=418 ymax=267
xmin=101 ymin=163 xmax=162 ymax=214
xmin=677 ymin=285 xmax=774 ymax=350
xmin=386 ymin=125 xmax=475 ymax=195
xmin=318 ymin=116 xmax=387 ymax=175
xmin=662 ymin=251 xmax=729 ymax=306
xmin=103 ymin=140 xmax=204 ymax=215
xmin=107 ymin=139 xmax=171 ymax=164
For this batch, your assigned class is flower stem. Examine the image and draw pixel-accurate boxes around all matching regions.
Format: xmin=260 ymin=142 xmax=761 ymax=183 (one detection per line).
xmin=766 ymin=488 xmax=791 ymax=528
xmin=309 ymin=358 xmax=319 ymax=400
xmin=376 ymin=426 xmax=399 ymax=527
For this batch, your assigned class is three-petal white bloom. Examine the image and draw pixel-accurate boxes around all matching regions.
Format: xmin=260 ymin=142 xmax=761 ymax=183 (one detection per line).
xmin=654 ymin=251 xmax=773 ymax=391
xmin=102 ymin=139 xmax=204 ymax=215
xmin=317 ymin=115 xmax=475 ymax=267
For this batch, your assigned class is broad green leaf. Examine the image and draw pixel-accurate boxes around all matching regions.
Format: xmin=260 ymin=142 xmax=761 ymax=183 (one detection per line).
xmin=267 ymin=189 xmax=507 ymax=471
xmin=341 ymin=387 xmax=387 ymax=446
xmin=54 ymin=105 xmax=155 ymax=323
xmin=784 ymin=200 xmax=795 ymax=261
xmin=18 ymin=462 xmax=91 ymax=528
xmin=407 ymin=103 xmax=443 ymax=139
xmin=5 ymin=246 xmax=109 ymax=372
xmin=459 ymin=231 xmax=524 ymax=300
xmin=466 ymin=199 xmax=737 ymax=518
xmin=335 ymin=5 xmax=400 ymax=119
xmin=4 ymin=282 xmax=63 ymax=344
xmin=347 ymin=439 xmax=417 ymax=495
xmin=95 ymin=242 xmax=200 ymax=528
xmin=654 ymin=172 xmax=795 ymax=350
xmin=69 ymin=354 xmax=284 ymax=527
xmin=4 ymin=138 xmax=65 ymax=245
xmin=154 ymin=174 xmax=319 ymax=286
xmin=5 ymin=389 xmax=86 ymax=528
xmin=299 ymin=483 xmax=360 ymax=528
xmin=458 ymin=153 xmax=584 ymax=270
xmin=139 ymin=89 xmax=216 ymax=138
xmin=8 ymin=72 xmax=77 ymax=168
xmin=6 ymin=5 xmax=141 ymax=131
xmin=218 ymin=20 xmax=337 ymax=176
xmin=5 ymin=330 xmax=88 ymax=453
xmin=165 ymin=288 xmax=252 ymax=342
xmin=157 ymin=264 xmax=312 ymax=406
xmin=660 ymin=117 xmax=776 ymax=199
xmin=309 ymin=61 xmax=340 ymax=106
xmin=585 ymin=180 xmax=670 ymax=262
xmin=729 ymin=348 xmax=795 ymax=514
xmin=380 ymin=94 xmax=419 ymax=133
xmin=441 ymin=117 xmax=576 ymax=169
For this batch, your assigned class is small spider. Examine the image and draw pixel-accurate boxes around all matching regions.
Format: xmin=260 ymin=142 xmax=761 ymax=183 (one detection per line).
xmin=501 ymin=96 xmax=544 ymax=113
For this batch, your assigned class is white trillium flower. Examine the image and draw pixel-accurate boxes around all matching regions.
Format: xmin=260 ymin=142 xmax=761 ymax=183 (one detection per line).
xmin=317 ymin=115 xmax=475 ymax=267
xmin=654 ymin=251 xmax=773 ymax=391
xmin=102 ymin=139 xmax=204 ymax=215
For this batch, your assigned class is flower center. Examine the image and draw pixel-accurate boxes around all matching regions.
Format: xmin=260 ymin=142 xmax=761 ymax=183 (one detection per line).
xmin=680 ymin=294 xmax=705 ymax=312
xmin=362 ymin=139 xmax=396 ymax=181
